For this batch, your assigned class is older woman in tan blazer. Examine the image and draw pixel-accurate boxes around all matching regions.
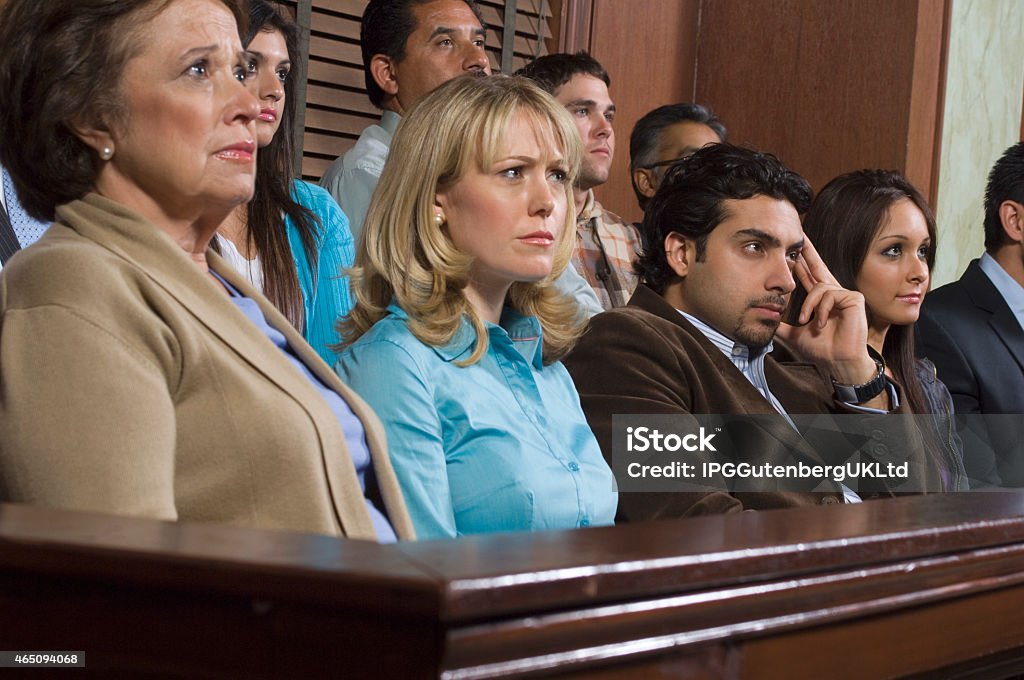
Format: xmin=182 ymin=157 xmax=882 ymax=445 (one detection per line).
xmin=0 ymin=0 xmax=412 ymax=541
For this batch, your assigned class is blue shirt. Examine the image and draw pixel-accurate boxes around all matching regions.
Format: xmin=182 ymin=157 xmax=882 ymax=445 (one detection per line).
xmin=287 ymin=180 xmax=355 ymax=365
xmin=979 ymin=252 xmax=1024 ymax=333
xmin=336 ymin=303 xmax=617 ymax=539
xmin=1 ymin=164 xmax=50 ymax=260
xmin=319 ymin=110 xmax=401 ymax=243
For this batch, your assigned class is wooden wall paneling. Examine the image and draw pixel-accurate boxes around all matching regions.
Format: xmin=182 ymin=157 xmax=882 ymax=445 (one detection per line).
xmin=478 ymin=0 xmax=556 ymax=73
xmin=545 ymin=0 xmax=563 ymax=55
xmin=695 ymin=0 xmax=939 ymax=200
xmin=508 ymin=0 xmax=556 ymax=72
xmin=588 ymin=0 xmax=700 ymax=225
xmin=301 ymin=1 xmax=369 ymax=182
xmin=285 ymin=1 xmax=311 ymax=173
xmin=473 ymin=2 xmax=510 ymax=70
xmin=501 ymin=0 xmax=518 ymax=73
xmin=559 ymin=0 xmax=593 ymax=53
xmin=905 ymin=0 xmax=950 ymax=207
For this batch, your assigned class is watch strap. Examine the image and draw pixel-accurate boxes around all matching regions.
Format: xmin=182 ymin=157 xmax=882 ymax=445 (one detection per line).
xmin=832 ymin=346 xmax=887 ymax=403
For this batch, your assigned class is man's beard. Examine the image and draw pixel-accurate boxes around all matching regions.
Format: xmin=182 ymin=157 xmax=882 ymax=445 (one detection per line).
xmin=733 ymin=295 xmax=787 ymax=350
xmin=578 ymin=162 xmax=609 ymax=191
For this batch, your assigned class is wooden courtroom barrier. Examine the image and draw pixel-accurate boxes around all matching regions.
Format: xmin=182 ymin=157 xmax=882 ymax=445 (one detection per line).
xmin=3 ymin=493 xmax=1024 ymax=678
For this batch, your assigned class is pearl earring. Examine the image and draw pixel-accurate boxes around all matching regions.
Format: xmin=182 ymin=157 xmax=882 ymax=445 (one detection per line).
xmin=434 ymin=213 xmax=445 ymax=226
xmin=99 ymin=146 xmax=114 ymax=161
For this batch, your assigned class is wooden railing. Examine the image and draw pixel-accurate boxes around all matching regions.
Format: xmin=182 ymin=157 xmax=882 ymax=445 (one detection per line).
xmin=3 ymin=493 xmax=1024 ymax=678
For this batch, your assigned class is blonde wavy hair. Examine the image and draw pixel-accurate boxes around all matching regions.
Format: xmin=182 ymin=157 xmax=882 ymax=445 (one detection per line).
xmin=340 ymin=74 xmax=585 ymax=366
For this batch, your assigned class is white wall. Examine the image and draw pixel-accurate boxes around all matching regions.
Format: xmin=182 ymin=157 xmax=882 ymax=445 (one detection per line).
xmin=933 ymin=0 xmax=1024 ymax=287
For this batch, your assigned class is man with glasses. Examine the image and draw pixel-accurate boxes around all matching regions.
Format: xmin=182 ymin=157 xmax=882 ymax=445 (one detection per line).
xmin=630 ymin=103 xmax=726 ymax=213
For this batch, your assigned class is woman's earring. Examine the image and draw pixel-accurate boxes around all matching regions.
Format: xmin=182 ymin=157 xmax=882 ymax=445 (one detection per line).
xmin=99 ymin=146 xmax=114 ymax=161
xmin=434 ymin=212 xmax=445 ymax=226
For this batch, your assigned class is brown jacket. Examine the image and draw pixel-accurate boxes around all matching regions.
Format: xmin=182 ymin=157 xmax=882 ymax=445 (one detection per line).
xmin=0 ymin=194 xmax=413 ymax=541
xmin=565 ymin=285 xmax=931 ymax=519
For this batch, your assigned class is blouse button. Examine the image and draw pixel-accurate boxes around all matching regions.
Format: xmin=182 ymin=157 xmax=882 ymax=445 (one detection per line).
xmin=567 ymin=462 xmax=580 ymax=472
xmin=580 ymin=517 xmax=591 ymax=527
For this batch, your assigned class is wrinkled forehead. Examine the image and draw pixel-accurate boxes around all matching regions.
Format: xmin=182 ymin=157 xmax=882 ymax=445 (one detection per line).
xmin=408 ymin=0 xmax=484 ymax=39
xmin=130 ymin=0 xmax=244 ymax=60
xmin=473 ymin=107 xmax=570 ymax=169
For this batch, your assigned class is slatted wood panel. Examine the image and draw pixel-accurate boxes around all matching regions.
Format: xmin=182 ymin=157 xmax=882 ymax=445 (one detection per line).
xmin=298 ymin=0 xmax=559 ymax=182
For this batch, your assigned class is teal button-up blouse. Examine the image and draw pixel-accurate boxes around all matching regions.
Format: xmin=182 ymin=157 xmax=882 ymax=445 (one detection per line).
xmin=286 ymin=180 xmax=354 ymax=365
xmin=337 ymin=303 xmax=616 ymax=539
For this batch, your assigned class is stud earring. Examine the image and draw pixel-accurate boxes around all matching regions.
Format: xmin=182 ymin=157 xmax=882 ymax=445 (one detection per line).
xmin=99 ymin=146 xmax=114 ymax=161
xmin=434 ymin=213 xmax=445 ymax=226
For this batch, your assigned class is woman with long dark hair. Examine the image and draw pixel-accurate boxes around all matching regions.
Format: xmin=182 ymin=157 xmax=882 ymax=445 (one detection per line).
xmin=802 ymin=170 xmax=968 ymax=490
xmin=215 ymin=0 xmax=353 ymax=363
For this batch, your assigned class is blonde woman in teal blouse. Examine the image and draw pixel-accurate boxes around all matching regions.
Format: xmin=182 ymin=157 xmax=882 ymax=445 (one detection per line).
xmin=337 ymin=75 xmax=617 ymax=539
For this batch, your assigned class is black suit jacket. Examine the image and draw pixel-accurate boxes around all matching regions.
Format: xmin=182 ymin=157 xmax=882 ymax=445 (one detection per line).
xmin=917 ymin=259 xmax=1024 ymax=486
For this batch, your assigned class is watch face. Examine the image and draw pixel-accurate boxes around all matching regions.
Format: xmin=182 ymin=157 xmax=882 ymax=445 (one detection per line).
xmin=833 ymin=382 xmax=861 ymax=403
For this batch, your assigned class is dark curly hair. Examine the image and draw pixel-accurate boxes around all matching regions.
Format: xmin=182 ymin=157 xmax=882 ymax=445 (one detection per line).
xmin=635 ymin=144 xmax=811 ymax=294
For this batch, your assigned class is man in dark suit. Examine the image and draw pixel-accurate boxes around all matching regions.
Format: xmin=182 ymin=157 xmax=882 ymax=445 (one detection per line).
xmin=565 ymin=145 xmax=934 ymax=520
xmin=917 ymin=142 xmax=1024 ymax=487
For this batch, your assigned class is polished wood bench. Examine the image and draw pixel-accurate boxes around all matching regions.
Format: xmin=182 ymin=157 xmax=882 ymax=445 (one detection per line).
xmin=3 ymin=493 xmax=1024 ymax=678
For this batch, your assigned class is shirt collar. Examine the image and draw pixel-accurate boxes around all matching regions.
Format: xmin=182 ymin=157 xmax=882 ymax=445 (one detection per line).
xmin=387 ymin=301 xmax=544 ymax=368
xmin=979 ymin=252 xmax=1024 ymax=318
xmin=576 ymin=189 xmax=598 ymax=223
xmin=677 ymin=309 xmax=774 ymax=360
xmin=380 ymin=110 xmax=402 ymax=135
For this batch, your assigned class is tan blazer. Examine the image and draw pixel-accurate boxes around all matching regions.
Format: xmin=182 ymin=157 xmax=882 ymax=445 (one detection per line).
xmin=0 ymin=194 xmax=414 ymax=541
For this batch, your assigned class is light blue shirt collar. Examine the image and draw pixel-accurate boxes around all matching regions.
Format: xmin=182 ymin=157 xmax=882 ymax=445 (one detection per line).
xmin=386 ymin=302 xmax=545 ymax=369
xmin=380 ymin=109 xmax=402 ymax=135
xmin=979 ymin=252 xmax=1024 ymax=330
